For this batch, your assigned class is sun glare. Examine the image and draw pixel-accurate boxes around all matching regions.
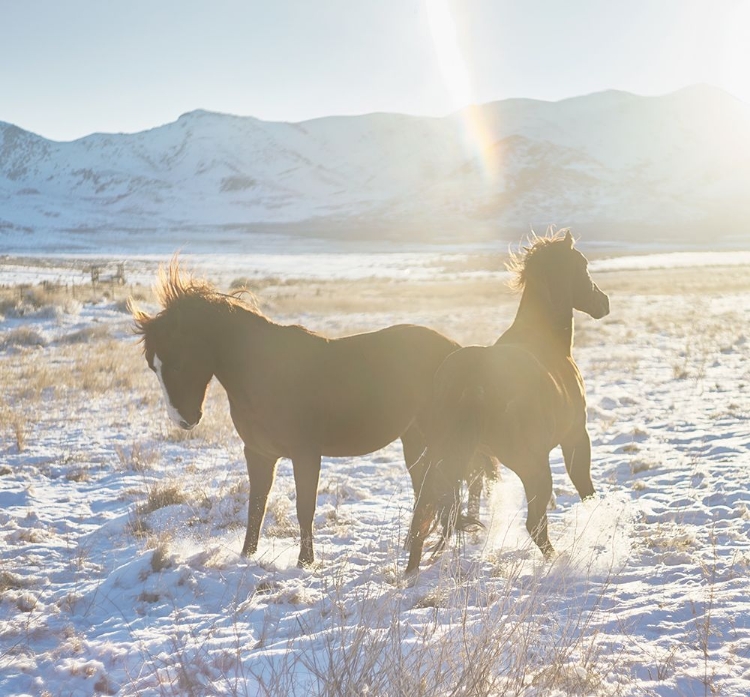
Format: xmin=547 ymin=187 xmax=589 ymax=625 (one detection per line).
xmin=425 ymin=0 xmax=501 ymax=183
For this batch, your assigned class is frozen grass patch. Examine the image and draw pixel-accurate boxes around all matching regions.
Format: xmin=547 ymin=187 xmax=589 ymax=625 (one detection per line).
xmin=243 ymin=562 xmax=625 ymax=697
xmin=57 ymin=324 xmax=111 ymax=345
xmin=1 ymin=326 xmax=47 ymax=348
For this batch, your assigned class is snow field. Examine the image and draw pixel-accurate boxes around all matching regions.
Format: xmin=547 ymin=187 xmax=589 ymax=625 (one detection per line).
xmin=0 ymin=259 xmax=749 ymax=695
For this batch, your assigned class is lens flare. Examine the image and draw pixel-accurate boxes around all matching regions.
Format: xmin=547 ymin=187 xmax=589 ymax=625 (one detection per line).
xmin=425 ymin=0 xmax=500 ymax=183
xmin=720 ymin=1 xmax=750 ymax=105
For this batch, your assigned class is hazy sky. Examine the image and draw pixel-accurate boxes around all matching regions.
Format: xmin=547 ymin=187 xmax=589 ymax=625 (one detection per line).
xmin=3 ymin=0 xmax=750 ymax=140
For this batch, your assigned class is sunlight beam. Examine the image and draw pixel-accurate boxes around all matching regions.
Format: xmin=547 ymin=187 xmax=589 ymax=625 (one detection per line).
xmin=425 ymin=0 xmax=501 ymax=184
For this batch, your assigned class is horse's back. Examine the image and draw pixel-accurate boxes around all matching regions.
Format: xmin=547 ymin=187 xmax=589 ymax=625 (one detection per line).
xmin=329 ymin=324 xmax=458 ymax=390
xmin=317 ymin=324 xmax=459 ymax=455
xmin=337 ymin=323 xmax=457 ymax=355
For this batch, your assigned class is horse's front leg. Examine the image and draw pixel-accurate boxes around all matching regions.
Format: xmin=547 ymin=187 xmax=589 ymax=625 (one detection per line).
xmin=241 ymin=448 xmax=279 ymax=557
xmin=561 ymin=428 xmax=595 ymax=500
xmin=292 ymin=450 xmax=322 ymax=567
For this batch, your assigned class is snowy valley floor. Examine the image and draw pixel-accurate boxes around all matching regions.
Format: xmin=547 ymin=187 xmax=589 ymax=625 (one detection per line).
xmin=1 ymin=259 xmax=750 ymax=696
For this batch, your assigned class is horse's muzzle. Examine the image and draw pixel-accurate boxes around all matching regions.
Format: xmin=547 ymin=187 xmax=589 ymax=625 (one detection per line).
xmin=177 ymin=409 xmax=202 ymax=430
xmin=588 ymin=287 xmax=610 ymax=319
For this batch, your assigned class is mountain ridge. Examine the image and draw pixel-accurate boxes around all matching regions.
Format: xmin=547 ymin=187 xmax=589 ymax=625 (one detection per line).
xmin=2 ymin=85 xmax=749 ymax=251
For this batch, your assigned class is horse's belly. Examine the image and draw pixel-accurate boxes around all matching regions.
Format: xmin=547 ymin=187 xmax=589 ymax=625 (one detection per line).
xmin=320 ymin=403 xmax=415 ymax=457
xmin=321 ymin=421 xmax=409 ymax=457
xmin=322 ymin=437 xmax=399 ymax=458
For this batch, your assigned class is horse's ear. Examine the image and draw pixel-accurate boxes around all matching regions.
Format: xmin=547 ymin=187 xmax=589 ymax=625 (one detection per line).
xmin=563 ymin=229 xmax=574 ymax=248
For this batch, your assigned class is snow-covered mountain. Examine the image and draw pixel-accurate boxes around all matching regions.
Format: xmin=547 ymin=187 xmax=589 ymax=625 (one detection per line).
xmin=2 ymin=85 xmax=750 ymax=251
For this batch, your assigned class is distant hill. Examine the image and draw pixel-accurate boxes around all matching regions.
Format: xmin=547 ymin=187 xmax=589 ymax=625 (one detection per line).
xmin=2 ymin=85 xmax=750 ymax=251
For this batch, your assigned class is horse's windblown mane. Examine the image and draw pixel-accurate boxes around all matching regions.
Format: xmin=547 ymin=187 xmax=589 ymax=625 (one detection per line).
xmin=129 ymin=258 xmax=262 ymax=336
xmin=155 ymin=258 xmax=215 ymax=310
xmin=506 ymin=228 xmax=574 ymax=291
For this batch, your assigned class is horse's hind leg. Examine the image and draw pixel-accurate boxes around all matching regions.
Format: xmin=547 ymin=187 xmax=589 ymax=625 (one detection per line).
xmin=467 ymin=470 xmax=482 ymax=521
xmin=405 ymin=494 xmax=436 ymax=574
xmin=516 ymin=458 xmax=555 ymax=559
xmin=467 ymin=452 xmax=496 ymax=521
xmin=241 ymin=449 xmax=279 ymax=557
xmin=561 ymin=428 xmax=595 ymax=500
xmin=401 ymin=425 xmax=427 ymax=499
xmin=433 ymin=484 xmax=461 ymax=554
xmin=401 ymin=426 xmax=427 ymax=549
xmin=291 ymin=451 xmax=322 ymax=567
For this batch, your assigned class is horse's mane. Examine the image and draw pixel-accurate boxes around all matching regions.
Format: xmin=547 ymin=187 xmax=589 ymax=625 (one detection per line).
xmin=129 ymin=258 xmax=265 ymax=336
xmin=506 ymin=228 xmax=573 ymax=292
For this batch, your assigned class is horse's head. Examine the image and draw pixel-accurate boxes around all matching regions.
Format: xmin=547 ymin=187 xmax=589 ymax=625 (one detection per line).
xmin=130 ymin=263 xmax=217 ymax=430
xmin=132 ymin=305 xmax=213 ymax=430
xmin=513 ymin=230 xmax=610 ymax=320
xmin=560 ymin=231 xmax=610 ymax=319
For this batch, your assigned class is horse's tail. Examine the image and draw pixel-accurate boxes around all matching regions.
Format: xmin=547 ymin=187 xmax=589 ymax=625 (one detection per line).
xmin=428 ymin=383 xmax=488 ymax=544
xmin=482 ymin=454 xmax=501 ymax=483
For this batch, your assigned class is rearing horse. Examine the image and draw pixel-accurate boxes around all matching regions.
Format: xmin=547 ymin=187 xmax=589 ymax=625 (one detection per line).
xmin=131 ymin=261 xmax=469 ymax=568
xmin=405 ymin=231 xmax=610 ymax=573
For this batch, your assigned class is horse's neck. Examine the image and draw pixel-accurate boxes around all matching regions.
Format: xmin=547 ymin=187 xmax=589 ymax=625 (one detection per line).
xmin=208 ymin=306 xmax=317 ymax=392
xmin=202 ymin=305 xmax=272 ymax=379
xmin=501 ymin=284 xmax=573 ymax=357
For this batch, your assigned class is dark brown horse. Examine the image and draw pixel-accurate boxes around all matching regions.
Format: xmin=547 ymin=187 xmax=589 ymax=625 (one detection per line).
xmin=131 ymin=261 xmax=473 ymax=567
xmin=405 ymin=230 xmax=610 ymax=573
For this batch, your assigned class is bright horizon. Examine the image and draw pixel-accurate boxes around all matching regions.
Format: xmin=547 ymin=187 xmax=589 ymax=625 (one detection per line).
xmin=3 ymin=0 xmax=750 ymax=141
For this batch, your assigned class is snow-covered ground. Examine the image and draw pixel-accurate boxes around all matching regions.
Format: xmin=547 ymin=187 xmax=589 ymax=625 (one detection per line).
xmin=1 ymin=254 xmax=749 ymax=696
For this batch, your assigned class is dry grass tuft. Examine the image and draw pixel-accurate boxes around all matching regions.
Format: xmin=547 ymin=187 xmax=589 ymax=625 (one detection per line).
xmin=0 ymin=570 xmax=32 ymax=593
xmin=13 ymin=417 xmax=27 ymax=452
xmin=150 ymin=538 xmax=175 ymax=573
xmin=138 ymin=481 xmax=191 ymax=515
xmin=265 ymin=495 xmax=297 ymax=538
xmin=115 ymin=442 xmax=160 ymax=472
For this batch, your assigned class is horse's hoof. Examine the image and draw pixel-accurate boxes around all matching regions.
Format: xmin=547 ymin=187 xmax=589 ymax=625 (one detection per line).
xmin=404 ymin=564 xmax=420 ymax=578
xmin=401 ymin=570 xmax=419 ymax=587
